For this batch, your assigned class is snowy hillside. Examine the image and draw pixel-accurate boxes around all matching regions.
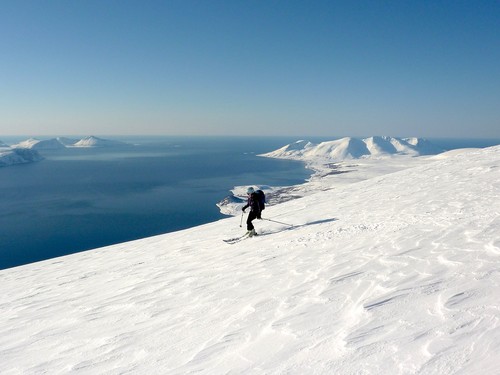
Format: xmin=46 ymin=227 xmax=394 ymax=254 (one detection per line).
xmin=261 ymin=136 xmax=443 ymax=161
xmin=0 ymin=147 xmax=43 ymax=167
xmin=1 ymin=146 xmax=499 ymax=374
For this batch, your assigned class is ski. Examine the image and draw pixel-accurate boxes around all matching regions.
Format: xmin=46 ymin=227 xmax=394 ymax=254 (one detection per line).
xmin=223 ymin=231 xmax=259 ymax=244
xmin=223 ymin=232 xmax=249 ymax=244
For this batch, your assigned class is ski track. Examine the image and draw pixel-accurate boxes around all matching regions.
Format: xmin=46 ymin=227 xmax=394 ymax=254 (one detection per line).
xmin=0 ymin=147 xmax=499 ymax=374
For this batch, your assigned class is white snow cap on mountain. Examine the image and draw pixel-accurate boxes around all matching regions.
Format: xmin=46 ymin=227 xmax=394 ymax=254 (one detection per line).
xmin=73 ymin=135 xmax=126 ymax=147
xmin=262 ymin=136 xmax=443 ymax=160
xmin=11 ymin=136 xmax=128 ymax=149
xmin=12 ymin=137 xmax=67 ymax=150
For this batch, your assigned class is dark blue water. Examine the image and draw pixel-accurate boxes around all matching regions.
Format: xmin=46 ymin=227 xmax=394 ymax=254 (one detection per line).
xmin=1 ymin=136 xmax=499 ymax=270
xmin=0 ymin=136 xmax=311 ymax=269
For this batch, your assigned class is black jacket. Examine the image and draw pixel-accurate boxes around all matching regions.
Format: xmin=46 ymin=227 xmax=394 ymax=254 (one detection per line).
xmin=242 ymin=192 xmax=261 ymax=214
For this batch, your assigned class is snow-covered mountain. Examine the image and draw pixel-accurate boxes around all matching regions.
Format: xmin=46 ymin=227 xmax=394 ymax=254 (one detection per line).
xmin=0 ymin=147 xmax=43 ymax=167
xmin=11 ymin=136 xmax=129 ymax=149
xmin=12 ymin=137 xmax=67 ymax=150
xmin=262 ymin=136 xmax=443 ymax=160
xmin=73 ymin=135 xmax=127 ymax=148
xmin=1 ymin=135 xmax=128 ymax=166
xmin=1 ymin=146 xmax=498 ymax=373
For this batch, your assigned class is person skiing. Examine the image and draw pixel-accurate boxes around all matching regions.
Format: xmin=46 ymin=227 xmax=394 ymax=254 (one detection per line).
xmin=242 ymin=187 xmax=262 ymax=237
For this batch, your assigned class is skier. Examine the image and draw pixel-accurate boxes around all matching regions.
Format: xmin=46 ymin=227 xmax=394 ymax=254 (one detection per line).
xmin=242 ymin=187 xmax=262 ymax=237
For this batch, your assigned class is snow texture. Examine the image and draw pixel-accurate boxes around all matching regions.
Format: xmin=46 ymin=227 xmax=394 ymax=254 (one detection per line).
xmin=0 ymin=146 xmax=499 ymax=374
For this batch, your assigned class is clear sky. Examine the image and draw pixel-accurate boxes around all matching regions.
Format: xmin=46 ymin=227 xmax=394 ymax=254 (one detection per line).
xmin=1 ymin=1 xmax=499 ymax=138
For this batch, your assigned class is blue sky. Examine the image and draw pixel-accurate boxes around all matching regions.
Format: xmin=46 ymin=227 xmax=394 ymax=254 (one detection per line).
xmin=1 ymin=1 xmax=499 ymax=137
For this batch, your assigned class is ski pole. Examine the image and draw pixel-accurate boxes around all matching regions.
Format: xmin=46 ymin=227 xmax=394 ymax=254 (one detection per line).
xmin=240 ymin=211 xmax=245 ymax=227
xmin=262 ymin=217 xmax=294 ymax=227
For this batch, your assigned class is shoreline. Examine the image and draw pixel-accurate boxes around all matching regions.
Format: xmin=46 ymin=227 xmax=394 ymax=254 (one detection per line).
xmin=217 ymin=154 xmax=429 ymax=217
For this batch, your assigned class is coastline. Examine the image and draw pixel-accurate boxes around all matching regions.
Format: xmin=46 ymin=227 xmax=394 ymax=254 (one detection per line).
xmin=217 ymin=153 xmax=437 ymax=217
xmin=218 ymin=136 xmax=500 ymax=219
xmin=3 ymin=136 xmax=494 ymax=270
xmin=0 ymin=137 xmax=312 ymax=270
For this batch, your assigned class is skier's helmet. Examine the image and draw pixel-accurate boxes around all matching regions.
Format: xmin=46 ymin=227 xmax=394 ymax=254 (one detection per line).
xmin=247 ymin=187 xmax=255 ymax=194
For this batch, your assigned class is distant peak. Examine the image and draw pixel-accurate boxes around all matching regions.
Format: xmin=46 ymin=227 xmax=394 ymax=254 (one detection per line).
xmin=262 ymin=136 xmax=443 ymax=161
xmin=73 ymin=136 xmax=127 ymax=148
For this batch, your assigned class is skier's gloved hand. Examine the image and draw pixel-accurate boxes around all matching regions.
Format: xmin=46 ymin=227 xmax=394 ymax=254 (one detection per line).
xmin=242 ymin=208 xmax=246 ymax=213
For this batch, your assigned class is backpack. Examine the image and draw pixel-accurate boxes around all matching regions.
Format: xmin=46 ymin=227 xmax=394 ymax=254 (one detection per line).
xmin=255 ymin=189 xmax=266 ymax=211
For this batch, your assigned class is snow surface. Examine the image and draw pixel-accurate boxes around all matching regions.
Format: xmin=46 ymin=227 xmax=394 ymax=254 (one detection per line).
xmin=1 ymin=146 xmax=499 ymax=374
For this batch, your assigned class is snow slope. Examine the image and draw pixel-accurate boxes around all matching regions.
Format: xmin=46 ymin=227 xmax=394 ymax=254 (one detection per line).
xmin=1 ymin=146 xmax=499 ymax=374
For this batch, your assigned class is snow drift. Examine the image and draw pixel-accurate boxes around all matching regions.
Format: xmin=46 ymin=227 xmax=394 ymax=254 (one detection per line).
xmin=0 ymin=146 xmax=499 ymax=374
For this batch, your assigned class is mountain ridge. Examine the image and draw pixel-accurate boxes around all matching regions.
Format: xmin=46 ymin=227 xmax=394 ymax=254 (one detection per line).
xmin=261 ymin=136 xmax=444 ymax=160
xmin=10 ymin=135 xmax=129 ymax=149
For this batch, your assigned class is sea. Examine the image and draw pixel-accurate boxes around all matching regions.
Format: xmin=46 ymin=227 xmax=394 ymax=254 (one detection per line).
xmin=1 ymin=136 xmax=499 ymax=270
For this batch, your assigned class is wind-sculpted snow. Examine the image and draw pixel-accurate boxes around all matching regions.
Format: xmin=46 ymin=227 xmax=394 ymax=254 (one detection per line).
xmin=0 ymin=146 xmax=499 ymax=374
xmin=261 ymin=136 xmax=443 ymax=161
